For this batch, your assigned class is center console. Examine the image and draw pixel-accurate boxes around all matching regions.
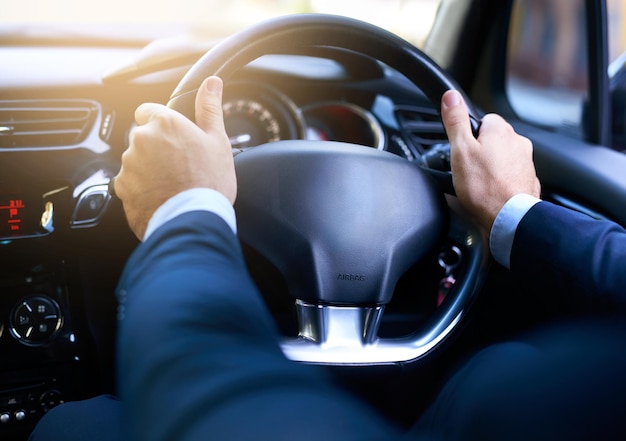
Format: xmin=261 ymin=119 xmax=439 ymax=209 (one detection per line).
xmin=0 ymin=261 xmax=91 ymax=439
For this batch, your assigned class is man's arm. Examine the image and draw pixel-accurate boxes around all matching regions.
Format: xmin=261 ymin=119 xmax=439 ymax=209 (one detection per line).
xmin=112 ymin=76 xmax=400 ymax=440
xmin=117 ymin=210 xmax=400 ymax=441
xmin=441 ymin=90 xmax=626 ymax=306
xmin=489 ymin=193 xmax=541 ymax=268
xmin=512 ymin=201 xmax=626 ymax=307
xmin=143 ymin=187 xmax=237 ymax=240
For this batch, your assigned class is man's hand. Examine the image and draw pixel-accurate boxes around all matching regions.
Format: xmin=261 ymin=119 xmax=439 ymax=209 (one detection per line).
xmin=113 ymin=76 xmax=236 ymax=240
xmin=441 ymin=90 xmax=541 ymax=234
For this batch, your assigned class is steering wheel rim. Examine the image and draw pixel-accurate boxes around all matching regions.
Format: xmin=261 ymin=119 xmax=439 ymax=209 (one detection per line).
xmin=168 ymin=13 xmax=489 ymax=366
xmin=168 ymin=13 xmax=482 ymax=132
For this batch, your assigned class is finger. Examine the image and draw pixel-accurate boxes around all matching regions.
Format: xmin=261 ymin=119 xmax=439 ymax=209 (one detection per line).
xmin=195 ymin=76 xmax=226 ymax=134
xmin=479 ymin=113 xmax=509 ymax=134
xmin=441 ymin=90 xmax=475 ymax=147
xmin=135 ymin=102 xmax=168 ymax=126
xmin=108 ymin=176 xmax=117 ymax=198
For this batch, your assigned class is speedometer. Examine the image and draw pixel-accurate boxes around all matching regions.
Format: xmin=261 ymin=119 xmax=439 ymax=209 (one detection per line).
xmin=223 ymin=99 xmax=281 ymax=148
xmin=222 ymin=81 xmax=305 ymax=149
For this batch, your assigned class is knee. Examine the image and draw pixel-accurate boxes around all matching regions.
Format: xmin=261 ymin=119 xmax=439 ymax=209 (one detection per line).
xmin=29 ymin=395 xmax=122 ymax=441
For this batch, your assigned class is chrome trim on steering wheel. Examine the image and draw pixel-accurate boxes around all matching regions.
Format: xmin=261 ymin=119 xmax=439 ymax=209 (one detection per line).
xmin=294 ymin=300 xmax=384 ymax=346
xmin=281 ymin=306 xmax=463 ymax=365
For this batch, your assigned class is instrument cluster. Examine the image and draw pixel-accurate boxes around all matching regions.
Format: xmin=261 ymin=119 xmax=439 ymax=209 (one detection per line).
xmin=223 ymin=81 xmax=384 ymax=150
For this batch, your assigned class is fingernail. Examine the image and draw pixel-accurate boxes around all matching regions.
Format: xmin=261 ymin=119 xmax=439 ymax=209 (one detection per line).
xmin=442 ymin=90 xmax=462 ymax=109
xmin=205 ymin=76 xmax=222 ymax=95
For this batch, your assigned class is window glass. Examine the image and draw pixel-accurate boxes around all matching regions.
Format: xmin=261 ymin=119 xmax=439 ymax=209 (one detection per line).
xmin=507 ymin=0 xmax=588 ymax=137
xmin=608 ymin=0 xmax=626 ymax=74
xmin=1 ymin=0 xmax=442 ymax=48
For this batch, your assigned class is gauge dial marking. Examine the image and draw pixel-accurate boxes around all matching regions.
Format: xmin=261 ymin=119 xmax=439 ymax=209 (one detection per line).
xmin=223 ymin=99 xmax=281 ymax=148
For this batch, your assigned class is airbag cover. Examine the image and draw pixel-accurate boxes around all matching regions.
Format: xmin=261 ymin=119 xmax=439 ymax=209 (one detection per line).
xmin=234 ymin=141 xmax=446 ymax=305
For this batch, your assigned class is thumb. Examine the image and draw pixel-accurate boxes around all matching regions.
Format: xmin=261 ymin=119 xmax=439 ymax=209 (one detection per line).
xmin=195 ymin=76 xmax=227 ymax=134
xmin=441 ymin=90 xmax=475 ymax=147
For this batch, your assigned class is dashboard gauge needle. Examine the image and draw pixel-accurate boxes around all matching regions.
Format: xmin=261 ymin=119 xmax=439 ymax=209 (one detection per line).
xmin=229 ymin=133 xmax=252 ymax=148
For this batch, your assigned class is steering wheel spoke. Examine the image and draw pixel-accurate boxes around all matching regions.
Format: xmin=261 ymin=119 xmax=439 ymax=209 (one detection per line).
xmin=294 ymin=301 xmax=384 ymax=347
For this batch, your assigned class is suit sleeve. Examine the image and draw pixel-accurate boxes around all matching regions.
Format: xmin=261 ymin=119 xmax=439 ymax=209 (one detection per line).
xmin=115 ymin=211 xmax=400 ymax=441
xmin=511 ymin=201 xmax=626 ymax=308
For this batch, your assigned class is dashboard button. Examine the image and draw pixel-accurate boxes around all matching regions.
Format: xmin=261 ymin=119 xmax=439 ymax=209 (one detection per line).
xmin=71 ymin=185 xmax=111 ymax=226
xmin=40 ymin=390 xmax=64 ymax=411
xmin=75 ymin=193 xmax=105 ymax=220
xmin=10 ymin=296 xmax=63 ymax=346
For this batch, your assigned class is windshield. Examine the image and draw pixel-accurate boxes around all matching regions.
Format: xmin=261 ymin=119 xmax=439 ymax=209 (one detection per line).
xmin=2 ymin=0 xmax=442 ymax=47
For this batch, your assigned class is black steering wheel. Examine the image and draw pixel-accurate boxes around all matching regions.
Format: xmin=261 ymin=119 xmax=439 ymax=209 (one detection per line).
xmin=168 ymin=14 xmax=488 ymax=366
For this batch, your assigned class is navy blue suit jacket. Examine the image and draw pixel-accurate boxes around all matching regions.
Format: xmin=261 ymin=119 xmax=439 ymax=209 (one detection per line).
xmin=114 ymin=201 xmax=626 ymax=440
xmin=115 ymin=211 xmax=401 ymax=441
xmin=409 ymin=201 xmax=626 ymax=440
xmin=512 ymin=201 xmax=626 ymax=308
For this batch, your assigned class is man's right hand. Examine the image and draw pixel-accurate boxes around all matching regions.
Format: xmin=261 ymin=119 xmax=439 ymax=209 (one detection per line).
xmin=440 ymin=90 xmax=541 ymax=235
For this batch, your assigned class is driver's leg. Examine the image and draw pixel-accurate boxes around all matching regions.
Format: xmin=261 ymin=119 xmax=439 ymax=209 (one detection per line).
xmin=28 ymin=394 xmax=122 ymax=441
xmin=410 ymin=317 xmax=626 ymax=440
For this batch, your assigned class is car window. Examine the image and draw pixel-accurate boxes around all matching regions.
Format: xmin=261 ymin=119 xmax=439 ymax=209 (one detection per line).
xmin=506 ymin=0 xmax=588 ymax=138
xmin=608 ymin=0 xmax=626 ymax=83
xmin=608 ymin=0 xmax=626 ymax=67
xmin=2 ymin=0 xmax=442 ymax=48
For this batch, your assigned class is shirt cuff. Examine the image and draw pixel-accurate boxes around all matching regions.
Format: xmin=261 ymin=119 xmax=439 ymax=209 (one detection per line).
xmin=489 ymin=194 xmax=541 ymax=269
xmin=143 ymin=188 xmax=237 ymax=242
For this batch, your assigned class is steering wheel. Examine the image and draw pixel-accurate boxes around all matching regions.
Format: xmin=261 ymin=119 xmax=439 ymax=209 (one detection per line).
xmin=168 ymin=14 xmax=488 ymax=366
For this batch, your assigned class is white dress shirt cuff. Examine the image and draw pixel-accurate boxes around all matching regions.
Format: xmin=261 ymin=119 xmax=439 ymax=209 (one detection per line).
xmin=143 ymin=188 xmax=237 ymax=242
xmin=489 ymin=194 xmax=541 ymax=269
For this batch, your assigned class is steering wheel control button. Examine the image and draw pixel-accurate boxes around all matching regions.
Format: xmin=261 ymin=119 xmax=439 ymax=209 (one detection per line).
xmin=71 ymin=184 xmax=111 ymax=226
xmin=0 ymin=413 xmax=10 ymax=424
xmin=10 ymin=296 xmax=63 ymax=346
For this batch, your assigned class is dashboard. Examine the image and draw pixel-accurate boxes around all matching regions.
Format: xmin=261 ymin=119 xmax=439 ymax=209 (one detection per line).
xmin=0 ymin=47 xmax=451 ymax=245
xmin=0 ymin=39 xmax=450 ymax=439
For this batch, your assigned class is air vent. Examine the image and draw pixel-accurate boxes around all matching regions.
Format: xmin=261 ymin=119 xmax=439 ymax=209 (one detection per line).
xmin=395 ymin=105 xmax=448 ymax=151
xmin=0 ymin=100 xmax=98 ymax=148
